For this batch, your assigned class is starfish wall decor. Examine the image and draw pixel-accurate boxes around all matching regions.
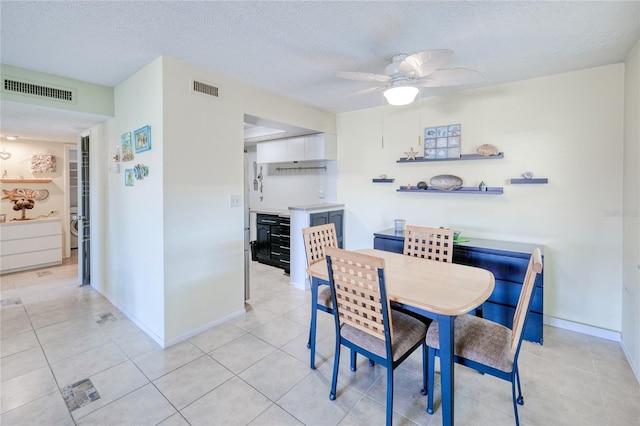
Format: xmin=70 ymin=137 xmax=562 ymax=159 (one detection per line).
xmin=404 ymin=147 xmax=419 ymax=160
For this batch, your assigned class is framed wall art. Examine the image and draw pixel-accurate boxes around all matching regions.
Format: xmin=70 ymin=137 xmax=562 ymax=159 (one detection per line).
xmin=124 ymin=169 xmax=134 ymax=187
xmin=424 ymin=123 xmax=461 ymax=159
xmin=121 ymin=132 xmax=134 ymax=161
xmin=31 ymin=154 xmax=56 ymax=172
xmin=134 ymin=125 xmax=151 ymax=153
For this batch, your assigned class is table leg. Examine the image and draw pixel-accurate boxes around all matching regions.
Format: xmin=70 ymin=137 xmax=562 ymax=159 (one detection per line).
xmin=438 ymin=314 xmax=455 ymax=426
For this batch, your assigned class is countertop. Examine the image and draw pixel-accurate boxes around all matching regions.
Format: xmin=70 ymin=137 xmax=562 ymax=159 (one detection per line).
xmin=251 ymin=209 xmax=290 ymax=217
xmin=0 ymin=216 xmax=61 ymax=226
xmin=288 ymin=203 xmax=344 ymax=212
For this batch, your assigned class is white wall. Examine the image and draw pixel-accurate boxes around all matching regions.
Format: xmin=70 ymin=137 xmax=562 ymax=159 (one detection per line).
xmin=91 ymin=55 xmax=336 ymax=345
xmin=90 ymin=58 xmax=166 ymax=343
xmin=246 ymin=148 xmax=338 ymax=212
xmin=337 ymin=64 xmax=625 ymax=333
xmin=0 ymin=139 xmax=70 ymax=249
xmin=622 ymin=40 xmax=640 ymax=380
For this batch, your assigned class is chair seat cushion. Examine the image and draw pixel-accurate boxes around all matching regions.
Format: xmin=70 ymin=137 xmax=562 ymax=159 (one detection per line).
xmin=426 ymin=314 xmax=514 ymax=373
xmin=342 ymin=310 xmax=427 ymax=362
xmin=318 ymin=285 xmax=332 ymax=308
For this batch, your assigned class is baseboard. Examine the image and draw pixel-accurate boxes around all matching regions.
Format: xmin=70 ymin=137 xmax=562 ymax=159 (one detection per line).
xmin=543 ymin=315 xmax=621 ymax=342
xmin=162 ymin=309 xmax=246 ymax=348
xmin=290 ymin=276 xmax=309 ymax=290
xmin=91 ymin=284 xmax=245 ymax=348
xmin=620 ymin=340 xmax=640 ymax=385
xmin=91 ymin=285 xmax=166 ymax=347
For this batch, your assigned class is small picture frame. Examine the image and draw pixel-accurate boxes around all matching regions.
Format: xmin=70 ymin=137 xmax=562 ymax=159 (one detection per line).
xmin=124 ymin=169 xmax=134 ymax=186
xmin=121 ymin=132 xmax=134 ymax=162
xmin=134 ymin=125 xmax=151 ymax=153
xmin=424 ymin=148 xmax=436 ymax=159
xmin=424 ymin=127 xmax=437 ymax=139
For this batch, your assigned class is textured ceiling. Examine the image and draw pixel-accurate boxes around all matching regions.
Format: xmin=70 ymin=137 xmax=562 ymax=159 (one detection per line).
xmin=1 ymin=1 xmax=639 ymax=142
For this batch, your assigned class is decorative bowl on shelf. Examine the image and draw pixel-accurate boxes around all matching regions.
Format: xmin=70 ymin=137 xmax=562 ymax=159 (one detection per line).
xmin=430 ymin=174 xmax=463 ymax=191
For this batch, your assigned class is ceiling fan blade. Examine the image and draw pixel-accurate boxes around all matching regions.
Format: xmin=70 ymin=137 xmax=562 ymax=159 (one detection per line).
xmin=398 ymin=49 xmax=453 ymax=78
xmin=344 ymin=85 xmax=387 ymax=97
xmin=335 ymin=71 xmax=390 ymax=83
xmin=419 ymin=68 xmax=483 ymax=87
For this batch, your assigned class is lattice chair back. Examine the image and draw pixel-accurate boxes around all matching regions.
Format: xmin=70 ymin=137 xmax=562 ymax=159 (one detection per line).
xmin=324 ymin=247 xmax=393 ymax=343
xmin=302 ymin=223 xmax=338 ymax=266
xmin=510 ymin=247 xmax=543 ymax=355
xmin=403 ymin=225 xmax=454 ymax=263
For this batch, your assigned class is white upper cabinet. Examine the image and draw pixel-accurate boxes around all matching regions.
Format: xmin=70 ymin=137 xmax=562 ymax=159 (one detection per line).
xmin=304 ymin=133 xmax=337 ymax=161
xmin=257 ymin=133 xmax=337 ymax=163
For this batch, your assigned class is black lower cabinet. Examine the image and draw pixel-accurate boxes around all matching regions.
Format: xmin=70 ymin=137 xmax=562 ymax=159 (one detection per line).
xmin=256 ymin=213 xmax=290 ymax=273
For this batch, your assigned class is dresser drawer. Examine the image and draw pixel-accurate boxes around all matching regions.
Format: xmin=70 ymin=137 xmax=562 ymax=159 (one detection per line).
xmin=489 ymin=279 xmax=543 ymax=313
xmin=454 ymin=247 xmax=541 ymax=286
xmin=482 ymin=302 xmax=543 ymax=344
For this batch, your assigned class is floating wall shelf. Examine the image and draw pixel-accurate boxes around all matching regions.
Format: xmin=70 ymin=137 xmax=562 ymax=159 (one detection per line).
xmin=372 ymin=178 xmax=395 ymax=183
xmin=397 ymin=153 xmax=504 ymax=163
xmin=510 ymin=178 xmax=548 ymax=184
xmin=397 ymin=186 xmax=503 ymax=194
xmin=1 ymin=178 xmax=52 ymax=184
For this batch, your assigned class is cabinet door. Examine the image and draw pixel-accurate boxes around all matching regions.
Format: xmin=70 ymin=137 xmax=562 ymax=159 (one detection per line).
xmin=328 ymin=210 xmax=344 ymax=248
xmin=310 ymin=210 xmax=344 ymax=248
xmin=310 ymin=212 xmax=328 ymax=226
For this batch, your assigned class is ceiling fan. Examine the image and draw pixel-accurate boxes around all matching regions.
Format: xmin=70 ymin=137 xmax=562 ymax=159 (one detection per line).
xmin=336 ymin=49 xmax=482 ymax=106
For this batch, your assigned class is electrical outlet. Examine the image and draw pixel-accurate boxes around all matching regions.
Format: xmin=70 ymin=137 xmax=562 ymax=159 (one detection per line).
xmin=229 ymin=194 xmax=241 ymax=208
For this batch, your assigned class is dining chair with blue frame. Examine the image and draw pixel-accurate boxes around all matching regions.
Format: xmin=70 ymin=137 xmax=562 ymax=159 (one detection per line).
xmin=325 ymin=247 xmax=428 ymax=426
xmin=302 ymin=223 xmax=338 ymax=369
xmin=425 ymin=247 xmax=543 ymax=426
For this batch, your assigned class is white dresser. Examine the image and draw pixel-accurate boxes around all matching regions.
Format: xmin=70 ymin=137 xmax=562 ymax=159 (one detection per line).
xmin=0 ymin=217 xmax=62 ymax=274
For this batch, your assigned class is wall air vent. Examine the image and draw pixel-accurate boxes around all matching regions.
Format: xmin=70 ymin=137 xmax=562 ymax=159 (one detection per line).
xmin=192 ymin=80 xmax=219 ymax=98
xmin=3 ymin=78 xmax=74 ymax=102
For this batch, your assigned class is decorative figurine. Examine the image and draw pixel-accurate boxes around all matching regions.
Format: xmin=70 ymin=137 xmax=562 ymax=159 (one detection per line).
xmin=479 ymin=181 xmax=487 ymax=191
xmin=404 ymin=147 xmax=419 ymax=160
xmin=522 ymin=171 xmax=534 ymax=179
xmin=417 ymin=181 xmax=428 ymax=190
xmin=2 ymin=170 xmax=7 ymax=179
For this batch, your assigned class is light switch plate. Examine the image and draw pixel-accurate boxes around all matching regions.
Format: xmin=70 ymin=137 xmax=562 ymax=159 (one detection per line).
xmin=229 ymin=194 xmax=241 ymax=208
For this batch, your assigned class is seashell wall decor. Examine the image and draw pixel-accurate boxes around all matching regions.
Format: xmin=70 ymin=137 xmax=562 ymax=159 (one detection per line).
xmin=31 ymin=154 xmax=56 ymax=172
xmin=476 ymin=144 xmax=500 ymax=156
xmin=2 ymin=188 xmax=49 ymax=201
xmin=430 ymin=174 xmax=463 ymax=191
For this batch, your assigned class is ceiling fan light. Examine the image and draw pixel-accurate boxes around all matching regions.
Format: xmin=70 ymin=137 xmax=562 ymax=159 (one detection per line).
xmin=383 ymin=86 xmax=419 ymax=106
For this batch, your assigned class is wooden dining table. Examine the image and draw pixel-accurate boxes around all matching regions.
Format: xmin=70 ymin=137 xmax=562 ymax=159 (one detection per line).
xmin=307 ymin=248 xmax=495 ymax=426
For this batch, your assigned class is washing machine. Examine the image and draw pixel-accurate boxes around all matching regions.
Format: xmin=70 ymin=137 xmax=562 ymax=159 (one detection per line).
xmin=70 ymin=207 xmax=79 ymax=249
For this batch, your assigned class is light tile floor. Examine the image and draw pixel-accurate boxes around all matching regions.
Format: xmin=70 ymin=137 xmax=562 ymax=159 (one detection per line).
xmin=1 ymin=254 xmax=639 ymax=425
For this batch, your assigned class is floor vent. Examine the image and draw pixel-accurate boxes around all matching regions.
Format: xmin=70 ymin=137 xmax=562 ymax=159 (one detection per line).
xmin=192 ymin=80 xmax=219 ymax=98
xmin=3 ymin=78 xmax=74 ymax=102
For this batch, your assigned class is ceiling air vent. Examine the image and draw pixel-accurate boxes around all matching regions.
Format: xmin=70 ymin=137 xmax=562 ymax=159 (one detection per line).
xmin=3 ymin=78 xmax=74 ymax=102
xmin=192 ymin=80 xmax=219 ymax=98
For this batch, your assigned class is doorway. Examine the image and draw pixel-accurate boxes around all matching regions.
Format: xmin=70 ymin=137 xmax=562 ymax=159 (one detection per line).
xmin=78 ymin=134 xmax=91 ymax=286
